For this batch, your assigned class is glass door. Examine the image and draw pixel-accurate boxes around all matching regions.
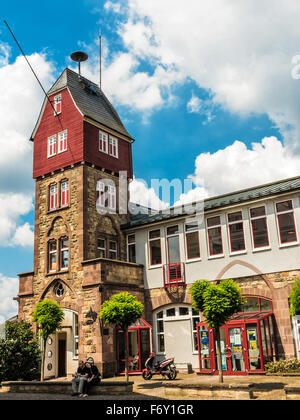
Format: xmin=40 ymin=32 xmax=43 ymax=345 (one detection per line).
xmin=246 ymin=324 xmax=262 ymax=372
xmin=140 ymin=329 xmax=151 ymax=371
xmin=214 ymin=327 xmax=229 ymax=372
xmin=228 ymin=326 xmax=246 ymax=373
xmin=128 ymin=330 xmax=139 ymax=372
xmin=197 ymin=323 xmax=213 ymax=372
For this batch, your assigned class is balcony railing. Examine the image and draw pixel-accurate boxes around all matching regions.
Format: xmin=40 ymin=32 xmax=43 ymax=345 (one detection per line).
xmin=163 ymin=262 xmax=186 ymax=289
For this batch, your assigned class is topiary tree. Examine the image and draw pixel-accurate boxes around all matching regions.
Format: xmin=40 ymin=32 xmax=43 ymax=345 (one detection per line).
xmin=290 ymin=279 xmax=300 ymax=317
xmin=99 ymin=292 xmax=144 ymax=383
xmin=0 ymin=321 xmax=41 ymax=383
xmin=32 ymin=300 xmax=64 ymax=381
xmin=190 ymin=279 xmax=243 ymax=383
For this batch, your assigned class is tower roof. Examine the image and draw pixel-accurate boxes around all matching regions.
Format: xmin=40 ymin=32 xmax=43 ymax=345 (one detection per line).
xmin=31 ymin=68 xmax=133 ymax=141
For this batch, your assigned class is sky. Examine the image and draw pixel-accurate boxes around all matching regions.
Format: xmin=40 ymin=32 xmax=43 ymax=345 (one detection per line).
xmin=1 ymin=0 xmax=300 ymax=321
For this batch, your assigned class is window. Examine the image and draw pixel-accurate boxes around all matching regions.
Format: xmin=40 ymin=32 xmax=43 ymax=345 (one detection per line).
xmin=73 ymin=313 xmax=79 ymax=358
xmin=243 ymin=296 xmax=272 ymax=313
xmin=185 ymin=223 xmax=200 ymax=260
xmin=207 ymin=216 xmax=223 ymax=256
xmin=250 ymin=206 xmax=269 ymax=249
xmin=48 ymin=241 xmax=57 ymax=272
xmin=97 ymin=238 xmax=106 ymax=258
xmin=109 ymin=136 xmax=118 ymax=158
xmin=96 ymin=181 xmax=116 ymax=212
xmin=149 ymin=229 xmax=162 ymax=266
xmin=127 ymin=234 xmax=136 ymax=263
xmin=55 ymin=282 xmax=64 ymax=298
xmin=61 ymin=181 xmax=70 ymax=207
xmin=99 ymin=131 xmax=108 ymax=154
xmin=108 ymin=240 xmax=118 ymax=259
xmin=48 ymin=135 xmax=57 ymax=158
xmin=276 ymin=200 xmax=297 ymax=244
xmin=58 ymin=130 xmax=68 ymax=153
xmin=228 ymin=211 xmax=246 ymax=253
xmin=49 ymin=184 xmax=58 ymax=210
xmin=156 ymin=311 xmax=165 ymax=353
xmin=60 ymin=238 xmax=69 ymax=270
xmin=54 ymin=94 xmax=62 ymax=114
xmin=192 ymin=309 xmax=201 ymax=352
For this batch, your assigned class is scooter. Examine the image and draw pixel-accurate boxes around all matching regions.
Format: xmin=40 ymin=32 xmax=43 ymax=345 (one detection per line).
xmin=142 ymin=353 xmax=177 ymax=380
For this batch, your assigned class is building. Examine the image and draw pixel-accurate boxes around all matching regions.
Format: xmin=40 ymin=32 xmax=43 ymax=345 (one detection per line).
xmin=16 ymin=66 xmax=300 ymax=378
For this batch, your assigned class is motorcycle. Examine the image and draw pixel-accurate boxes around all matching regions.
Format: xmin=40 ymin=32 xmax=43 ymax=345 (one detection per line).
xmin=142 ymin=353 xmax=177 ymax=380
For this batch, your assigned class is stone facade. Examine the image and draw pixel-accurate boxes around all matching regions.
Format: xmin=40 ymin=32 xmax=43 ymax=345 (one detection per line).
xmin=17 ymin=163 xmax=145 ymax=378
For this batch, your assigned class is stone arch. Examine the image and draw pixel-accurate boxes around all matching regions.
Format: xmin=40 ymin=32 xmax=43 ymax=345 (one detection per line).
xmin=47 ymin=215 xmax=70 ymax=238
xmin=215 ymin=260 xmax=274 ymax=290
xmin=38 ymin=277 xmax=81 ymax=311
xmin=96 ymin=215 xmax=119 ymax=236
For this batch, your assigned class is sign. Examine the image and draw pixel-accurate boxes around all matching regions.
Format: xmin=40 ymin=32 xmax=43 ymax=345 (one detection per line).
xmin=200 ymin=330 xmax=209 ymax=346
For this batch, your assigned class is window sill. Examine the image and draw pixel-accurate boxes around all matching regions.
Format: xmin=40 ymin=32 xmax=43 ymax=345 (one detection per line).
xmin=48 ymin=205 xmax=70 ymax=214
xmin=46 ymin=270 xmax=69 ymax=277
xmin=229 ymin=250 xmax=247 ymax=257
xmin=148 ymin=264 xmax=163 ymax=270
xmin=279 ymin=242 xmax=299 ymax=249
xmin=186 ymin=258 xmax=202 ymax=264
xmin=208 ymin=254 xmax=225 ymax=260
xmin=252 ymin=246 xmax=271 ymax=253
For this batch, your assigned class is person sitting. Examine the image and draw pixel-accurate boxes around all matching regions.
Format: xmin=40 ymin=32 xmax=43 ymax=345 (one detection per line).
xmin=71 ymin=360 xmax=88 ymax=397
xmin=81 ymin=358 xmax=101 ymax=398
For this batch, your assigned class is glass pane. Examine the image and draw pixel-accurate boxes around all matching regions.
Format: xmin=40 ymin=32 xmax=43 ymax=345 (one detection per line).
xmin=61 ymin=250 xmax=69 ymax=268
xmin=278 ymin=213 xmax=297 ymax=243
xmin=157 ymin=311 xmax=163 ymax=319
xmin=149 ymin=229 xmax=160 ymax=239
xmin=250 ymin=206 xmax=266 ymax=218
xmin=185 ymin=223 xmax=199 ymax=232
xmin=98 ymin=239 xmax=105 ymax=248
xmin=246 ymin=325 xmax=261 ymax=371
xmin=260 ymin=321 xmax=268 ymax=363
xmin=140 ymin=329 xmax=150 ymax=371
xmin=252 ymin=218 xmax=269 ymax=248
xmin=215 ymin=328 xmax=227 ymax=371
xmin=157 ymin=320 xmax=164 ymax=333
xmin=150 ymin=239 xmax=162 ymax=265
xmin=49 ymin=242 xmax=56 ymax=251
xmin=166 ymin=308 xmax=176 ymax=317
xmin=207 ymin=216 xmax=221 ymax=228
xmin=208 ymin=227 xmax=223 ymax=255
xmin=276 ymin=200 xmax=293 ymax=213
xmin=199 ymin=326 xmax=211 ymax=370
xmin=264 ymin=319 xmax=272 ymax=360
xmin=193 ymin=317 xmax=200 ymax=330
xmin=128 ymin=234 xmax=135 ymax=244
xmin=186 ymin=232 xmax=200 ymax=259
xmin=229 ymin=327 xmax=245 ymax=372
xmin=128 ymin=244 xmax=136 ymax=263
xmin=49 ymin=253 xmax=57 ymax=271
xmin=167 ymin=236 xmax=180 ymax=264
xmin=158 ymin=334 xmax=165 ymax=352
xmin=109 ymin=241 xmax=117 ymax=250
xmin=128 ymin=330 xmax=139 ymax=371
xmin=228 ymin=211 xmax=243 ymax=223
xmin=260 ymin=299 xmax=272 ymax=311
xmin=179 ymin=307 xmax=189 ymax=316
xmin=193 ymin=332 xmax=199 ymax=352
xmin=243 ymin=297 xmax=260 ymax=312
xmin=167 ymin=225 xmax=179 ymax=236
xmin=229 ymin=222 xmax=245 ymax=252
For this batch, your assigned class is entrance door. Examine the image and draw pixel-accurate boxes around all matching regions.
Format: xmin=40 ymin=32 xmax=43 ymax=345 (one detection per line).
xmin=164 ymin=319 xmax=193 ymax=364
xmin=227 ymin=326 xmax=246 ymax=374
xmin=58 ymin=339 xmax=66 ymax=377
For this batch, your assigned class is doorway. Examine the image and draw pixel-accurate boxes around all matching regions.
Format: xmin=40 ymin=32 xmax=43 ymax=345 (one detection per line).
xmin=58 ymin=335 xmax=67 ymax=377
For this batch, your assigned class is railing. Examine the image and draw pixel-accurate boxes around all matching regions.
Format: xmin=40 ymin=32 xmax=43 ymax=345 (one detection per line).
xmin=163 ymin=262 xmax=186 ymax=289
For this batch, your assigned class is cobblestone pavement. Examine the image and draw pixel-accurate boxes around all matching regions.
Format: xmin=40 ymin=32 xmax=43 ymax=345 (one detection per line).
xmin=0 ymin=373 xmax=299 ymax=400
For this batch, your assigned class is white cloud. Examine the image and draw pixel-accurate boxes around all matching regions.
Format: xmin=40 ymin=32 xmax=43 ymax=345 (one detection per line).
xmin=190 ymin=136 xmax=300 ymax=198
xmin=103 ymin=0 xmax=300 ymax=150
xmin=0 ymin=273 xmax=18 ymax=324
xmin=129 ymin=178 xmax=169 ymax=210
xmin=0 ymin=46 xmax=54 ymax=247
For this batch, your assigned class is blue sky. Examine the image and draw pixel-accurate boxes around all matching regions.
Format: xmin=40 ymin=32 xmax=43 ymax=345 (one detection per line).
xmin=1 ymin=0 xmax=300 ymax=320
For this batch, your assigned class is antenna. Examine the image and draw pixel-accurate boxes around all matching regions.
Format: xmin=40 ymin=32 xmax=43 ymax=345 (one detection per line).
xmin=70 ymin=51 xmax=88 ymax=77
xmin=99 ymin=34 xmax=102 ymax=92
xmin=3 ymin=19 xmax=62 ymax=124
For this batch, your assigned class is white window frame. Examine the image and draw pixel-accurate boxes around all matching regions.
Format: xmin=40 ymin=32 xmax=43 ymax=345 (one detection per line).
xmin=109 ymin=135 xmax=118 ymax=158
xmin=54 ymin=94 xmax=62 ymax=115
xmin=97 ymin=238 xmax=106 ymax=258
xmin=108 ymin=240 xmax=118 ymax=260
xmin=148 ymin=229 xmax=162 ymax=268
xmin=275 ymin=199 xmax=298 ymax=247
xmin=47 ymin=135 xmax=57 ymax=158
xmin=60 ymin=237 xmax=69 ymax=271
xmin=107 ymin=185 xmax=116 ymax=211
xmin=61 ymin=180 xmax=69 ymax=207
xmin=249 ymin=205 xmax=270 ymax=251
xmin=127 ymin=234 xmax=136 ymax=263
xmin=206 ymin=215 xmax=224 ymax=258
xmin=99 ymin=130 xmax=108 ymax=154
xmin=49 ymin=184 xmax=58 ymax=210
xmin=227 ymin=210 xmax=246 ymax=255
xmin=58 ymin=130 xmax=68 ymax=154
xmin=73 ymin=312 xmax=79 ymax=359
xmin=185 ymin=222 xmax=201 ymax=262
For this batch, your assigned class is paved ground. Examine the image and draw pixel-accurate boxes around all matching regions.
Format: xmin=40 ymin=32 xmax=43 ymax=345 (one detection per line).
xmin=0 ymin=373 xmax=299 ymax=400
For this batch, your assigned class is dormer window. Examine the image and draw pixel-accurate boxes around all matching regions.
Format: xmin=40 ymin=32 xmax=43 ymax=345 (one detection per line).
xmin=109 ymin=136 xmax=118 ymax=158
xmin=54 ymin=94 xmax=62 ymax=115
xmin=48 ymin=135 xmax=57 ymax=158
xmin=58 ymin=130 xmax=68 ymax=153
xmin=99 ymin=131 xmax=108 ymax=154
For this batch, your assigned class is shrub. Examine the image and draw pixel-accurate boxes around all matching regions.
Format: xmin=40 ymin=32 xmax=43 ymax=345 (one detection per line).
xmin=265 ymin=359 xmax=300 ymax=374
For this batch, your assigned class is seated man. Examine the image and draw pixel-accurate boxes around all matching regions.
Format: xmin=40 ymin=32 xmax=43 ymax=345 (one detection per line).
xmin=71 ymin=360 xmax=88 ymax=397
xmin=81 ymin=358 xmax=101 ymax=397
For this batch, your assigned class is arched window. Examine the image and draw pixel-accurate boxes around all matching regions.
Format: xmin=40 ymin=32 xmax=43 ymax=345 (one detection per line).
xmin=243 ymin=296 xmax=272 ymax=313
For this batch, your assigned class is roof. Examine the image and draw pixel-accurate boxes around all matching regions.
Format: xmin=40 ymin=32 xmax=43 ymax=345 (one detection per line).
xmin=123 ymin=175 xmax=300 ymax=229
xmin=32 ymin=68 xmax=133 ymax=141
